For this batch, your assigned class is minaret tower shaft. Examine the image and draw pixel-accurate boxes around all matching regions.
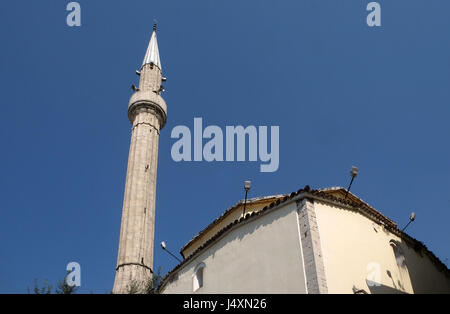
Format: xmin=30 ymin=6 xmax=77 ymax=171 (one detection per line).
xmin=113 ymin=24 xmax=167 ymax=294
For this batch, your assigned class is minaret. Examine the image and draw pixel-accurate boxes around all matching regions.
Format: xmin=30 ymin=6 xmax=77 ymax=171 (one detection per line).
xmin=113 ymin=23 xmax=167 ymax=294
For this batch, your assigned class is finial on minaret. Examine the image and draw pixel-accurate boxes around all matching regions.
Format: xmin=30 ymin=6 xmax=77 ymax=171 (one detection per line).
xmin=142 ymin=20 xmax=162 ymax=69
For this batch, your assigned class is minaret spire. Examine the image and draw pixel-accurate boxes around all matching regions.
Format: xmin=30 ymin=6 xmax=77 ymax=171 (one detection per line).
xmin=142 ymin=22 xmax=162 ymax=70
xmin=113 ymin=23 xmax=168 ymax=294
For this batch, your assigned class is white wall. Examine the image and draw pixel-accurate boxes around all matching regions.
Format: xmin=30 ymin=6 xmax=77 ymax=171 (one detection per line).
xmin=161 ymin=202 xmax=307 ymax=294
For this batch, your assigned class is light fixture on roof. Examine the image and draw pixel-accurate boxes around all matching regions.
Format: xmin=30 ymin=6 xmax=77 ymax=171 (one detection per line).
xmin=344 ymin=166 xmax=358 ymax=200
xmin=401 ymin=212 xmax=416 ymax=232
xmin=160 ymin=241 xmax=182 ymax=263
xmin=242 ymin=181 xmax=251 ymax=218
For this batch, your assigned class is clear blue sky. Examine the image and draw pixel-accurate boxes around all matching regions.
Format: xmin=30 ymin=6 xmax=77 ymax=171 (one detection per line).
xmin=0 ymin=1 xmax=449 ymax=293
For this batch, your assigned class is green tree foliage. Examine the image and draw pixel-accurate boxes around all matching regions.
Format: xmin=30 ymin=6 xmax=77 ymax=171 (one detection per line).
xmin=144 ymin=266 xmax=163 ymax=294
xmin=56 ymin=272 xmax=79 ymax=294
xmin=28 ymin=278 xmax=52 ymax=294
xmin=125 ymin=266 xmax=163 ymax=294
xmin=28 ymin=272 xmax=78 ymax=294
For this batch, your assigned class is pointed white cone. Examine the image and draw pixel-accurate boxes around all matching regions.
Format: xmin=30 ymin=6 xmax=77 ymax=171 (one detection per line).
xmin=142 ymin=30 xmax=162 ymax=70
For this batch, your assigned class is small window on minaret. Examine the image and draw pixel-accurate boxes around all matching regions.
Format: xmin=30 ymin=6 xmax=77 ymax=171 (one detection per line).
xmin=193 ymin=263 xmax=205 ymax=292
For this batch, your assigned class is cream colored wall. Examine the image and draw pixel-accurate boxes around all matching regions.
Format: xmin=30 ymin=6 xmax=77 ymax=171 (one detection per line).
xmin=314 ymin=201 xmax=450 ymax=294
xmin=161 ymin=202 xmax=307 ymax=294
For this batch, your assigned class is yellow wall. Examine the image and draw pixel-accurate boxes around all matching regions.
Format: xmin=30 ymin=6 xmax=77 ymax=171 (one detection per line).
xmin=314 ymin=200 xmax=450 ymax=294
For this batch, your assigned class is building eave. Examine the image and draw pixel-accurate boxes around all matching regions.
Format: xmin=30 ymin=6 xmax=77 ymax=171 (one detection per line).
xmin=179 ymin=194 xmax=287 ymax=258
xmin=158 ymin=186 xmax=450 ymax=292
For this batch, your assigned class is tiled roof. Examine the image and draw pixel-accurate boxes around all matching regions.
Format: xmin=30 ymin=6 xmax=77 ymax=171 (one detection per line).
xmin=319 ymin=186 xmax=398 ymax=227
xmin=159 ymin=185 xmax=450 ymax=291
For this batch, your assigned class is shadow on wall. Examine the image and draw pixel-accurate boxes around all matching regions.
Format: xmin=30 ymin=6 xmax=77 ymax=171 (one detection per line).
xmin=365 ymin=280 xmax=408 ymax=294
xmin=360 ymin=238 xmax=450 ymax=294
xmin=395 ymin=239 xmax=450 ymax=293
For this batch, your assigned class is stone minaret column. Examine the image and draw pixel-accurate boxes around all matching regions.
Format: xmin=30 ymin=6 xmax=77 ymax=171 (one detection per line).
xmin=113 ymin=24 xmax=167 ymax=294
